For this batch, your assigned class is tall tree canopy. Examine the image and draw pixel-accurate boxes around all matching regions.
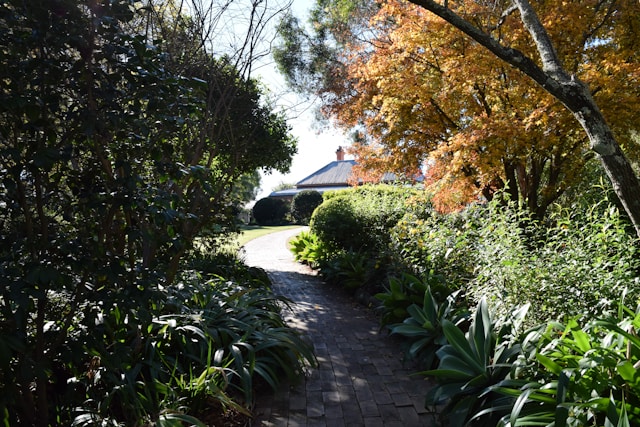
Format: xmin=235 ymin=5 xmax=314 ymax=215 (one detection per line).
xmin=275 ymin=0 xmax=640 ymax=223
xmin=0 ymin=0 xmax=295 ymax=423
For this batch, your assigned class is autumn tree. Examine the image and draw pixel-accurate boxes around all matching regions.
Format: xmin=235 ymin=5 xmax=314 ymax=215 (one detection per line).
xmin=401 ymin=0 xmax=640 ymax=230
xmin=275 ymin=0 xmax=640 ymax=226
xmin=336 ymin=1 xmax=597 ymax=216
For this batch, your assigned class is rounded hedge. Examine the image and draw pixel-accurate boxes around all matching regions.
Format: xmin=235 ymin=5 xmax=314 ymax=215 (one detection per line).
xmin=252 ymin=197 xmax=289 ymax=225
xmin=310 ymin=195 xmax=362 ymax=249
xmin=311 ymin=185 xmax=426 ymax=252
xmin=291 ymin=190 xmax=323 ymax=225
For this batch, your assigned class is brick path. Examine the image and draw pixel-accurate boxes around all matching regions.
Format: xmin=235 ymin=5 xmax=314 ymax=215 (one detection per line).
xmin=241 ymin=228 xmax=435 ymax=427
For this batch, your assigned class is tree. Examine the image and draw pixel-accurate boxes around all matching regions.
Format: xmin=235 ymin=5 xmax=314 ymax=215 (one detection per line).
xmin=322 ymin=1 xmax=596 ymax=216
xmin=275 ymin=0 xmax=640 ymax=228
xmin=401 ymin=0 xmax=640 ymax=233
xmin=231 ymin=170 xmax=263 ymax=206
xmin=273 ymin=181 xmax=297 ymax=191
xmin=136 ymin=1 xmax=298 ymax=281
xmin=0 ymin=0 xmax=296 ymax=423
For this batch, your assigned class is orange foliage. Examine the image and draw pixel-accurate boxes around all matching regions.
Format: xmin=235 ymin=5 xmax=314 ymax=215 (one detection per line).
xmin=322 ymin=0 xmax=640 ymax=217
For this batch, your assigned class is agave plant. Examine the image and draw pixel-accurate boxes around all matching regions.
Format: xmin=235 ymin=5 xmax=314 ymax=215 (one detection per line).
xmin=389 ymin=287 xmax=468 ymax=369
xmin=423 ymin=299 xmax=529 ymax=427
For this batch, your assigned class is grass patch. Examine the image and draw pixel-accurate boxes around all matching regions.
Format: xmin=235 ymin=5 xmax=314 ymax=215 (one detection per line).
xmin=237 ymin=225 xmax=303 ymax=247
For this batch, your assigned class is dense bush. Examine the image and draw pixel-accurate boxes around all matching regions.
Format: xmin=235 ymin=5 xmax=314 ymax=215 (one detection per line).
xmin=291 ymin=190 xmax=323 ymax=224
xmin=389 ymin=197 xmax=640 ymax=326
xmin=470 ymin=201 xmax=640 ymax=325
xmin=1 ymin=251 xmax=316 ymax=426
xmin=310 ymin=195 xmax=361 ymax=249
xmin=390 ymin=205 xmax=484 ymax=289
xmin=252 ymin=197 xmax=290 ymax=225
xmin=311 ymin=184 xmax=425 ymax=253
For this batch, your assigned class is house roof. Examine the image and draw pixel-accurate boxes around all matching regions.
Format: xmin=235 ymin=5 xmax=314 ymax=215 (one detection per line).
xmin=269 ymin=185 xmax=351 ymax=198
xmin=267 ymin=150 xmax=424 ymax=199
xmin=296 ymin=160 xmax=403 ymax=187
xmin=296 ymin=160 xmax=357 ymax=188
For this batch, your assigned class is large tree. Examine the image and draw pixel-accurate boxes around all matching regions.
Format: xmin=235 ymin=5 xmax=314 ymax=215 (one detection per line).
xmin=0 ymin=0 xmax=295 ymax=423
xmin=403 ymin=0 xmax=640 ymax=232
xmin=275 ymin=0 xmax=640 ymax=228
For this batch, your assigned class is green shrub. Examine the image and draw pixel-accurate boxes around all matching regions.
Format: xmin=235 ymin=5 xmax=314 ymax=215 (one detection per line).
xmin=390 ymin=205 xmax=483 ymax=289
xmin=312 ymin=184 xmax=425 ymax=253
xmin=494 ymin=302 xmax=640 ymax=426
xmin=252 ymin=197 xmax=289 ymax=225
xmin=390 ymin=196 xmax=640 ymax=326
xmin=319 ymin=250 xmax=375 ymax=291
xmin=189 ymin=247 xmax=271 ymax=287
xmin=290 ymin=190 xmax=323 ymax=225
xmin=470 ymin=201 xmax=640 ymax=325
xmin=67 ymin=276 xmax=316 ymax=425
xmin=0 ymin=252 xmax=314 ymax=426
xmin=310 ymin=195 xmax=362 ymax=249
xmin=375 ymin=272 xmax=450 ymax=325
xmin=289 ymin=229 xmax=336 ymax=268
xmin=290 ymin=231 xmax=380 ymax=292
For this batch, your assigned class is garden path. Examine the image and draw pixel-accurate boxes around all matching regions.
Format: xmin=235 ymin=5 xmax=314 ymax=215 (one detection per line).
xmin=241 ymin=227 xmax=435 ymax=427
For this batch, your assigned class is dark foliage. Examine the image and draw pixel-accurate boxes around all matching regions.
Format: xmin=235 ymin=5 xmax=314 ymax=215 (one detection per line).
xmin=252 ymin=197 xmax=290 ymax=225
xmin=291 ymin=190 xmax=323 ymax=225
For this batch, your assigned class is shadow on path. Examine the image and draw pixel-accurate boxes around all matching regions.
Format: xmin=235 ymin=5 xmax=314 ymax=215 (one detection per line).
xmin=241 ymin=228 xmax=435 ymax=427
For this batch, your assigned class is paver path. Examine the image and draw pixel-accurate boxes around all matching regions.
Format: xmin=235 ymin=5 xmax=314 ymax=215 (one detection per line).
xmin=241 ymin=228 xmax=435 ymax=427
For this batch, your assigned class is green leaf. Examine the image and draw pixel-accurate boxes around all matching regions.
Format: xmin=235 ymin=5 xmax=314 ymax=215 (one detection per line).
xmin=441 ymin=320 xmax=485 ymax=374
xmin=570 ymin=328 xmax=591 ymax=352
xmin=604 ymin=393 xmax=630 ymax=427
xmin=471 ymin=299 xmax=492 ymax=365
xmin=391 ymin=323 xmax=433 ymax=337
xmin=617 ymin=361 xmax=640 ymax=386
xmin=535 ymin=353 xmax=563 ymax=375
xmin=158 ymin=413 xmax=207 ymax=427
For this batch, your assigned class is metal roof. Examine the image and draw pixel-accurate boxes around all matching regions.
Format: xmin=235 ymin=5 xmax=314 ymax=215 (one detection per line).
xmin=296 ymin=160 xmax=357 ymax=187
xmin=269 ymin=186 xmax=352 ymax=198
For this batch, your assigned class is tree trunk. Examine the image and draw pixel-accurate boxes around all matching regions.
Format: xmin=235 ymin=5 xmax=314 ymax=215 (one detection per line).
xmin=406 ymin=0 xmax=640 ymax=237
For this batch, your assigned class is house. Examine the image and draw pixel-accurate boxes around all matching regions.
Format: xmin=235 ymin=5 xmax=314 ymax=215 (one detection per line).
xmin=269 ymin=147 xmax=413 ymax=201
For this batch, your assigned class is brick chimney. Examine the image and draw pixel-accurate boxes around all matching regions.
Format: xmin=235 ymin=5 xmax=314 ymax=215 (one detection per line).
xmin=336 ymin=146 xmax=345 ymax=161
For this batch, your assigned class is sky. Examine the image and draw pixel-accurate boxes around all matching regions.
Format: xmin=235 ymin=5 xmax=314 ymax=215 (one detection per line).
xmin=249 ymin=1 xmax=353 ymax=201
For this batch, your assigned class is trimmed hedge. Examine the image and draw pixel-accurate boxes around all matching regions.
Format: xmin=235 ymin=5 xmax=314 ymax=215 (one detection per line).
xmin=291 ymin=190 xmax=323 ymax=225
xmin=252 ymin=197 xmax=289 ymax=225
xmin=311 ymin=184 xmax=427 ymax=253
